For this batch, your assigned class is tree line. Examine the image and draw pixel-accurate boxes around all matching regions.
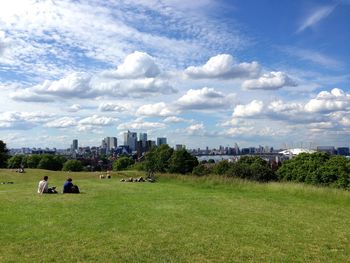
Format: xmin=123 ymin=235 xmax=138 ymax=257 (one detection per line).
xmin=1 ymin=140 xmax=350 ymax=189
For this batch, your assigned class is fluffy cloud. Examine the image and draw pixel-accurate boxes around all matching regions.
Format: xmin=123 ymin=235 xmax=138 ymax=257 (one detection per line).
xmin=241 ymin=71 xmax=297 ymax=90
xmin=117 ymin=118 xmax=166 ymax=130
xmin=44 ymin=117 xmax=77 ymax=128
xmin=0 ymin=111 xmax=54 ymax=129
xmin=67 ymin=104 xmax=81 ymax=112
xmin=184 ymin=54 xmax=260 ymax=79
xmin=136 ymin=102 xmax=175 ymax=117
xmin=163 ymin=116 xmax=188 ymax=123
xmin=78 ymin=115 xmax=117 ymax=126
xmin=10 ymin=68 xmax=177 ymax=101
xmin=98 ymin=103 xmax=128 ymax=112
xmin=233 ymin=100 xmax=264 ymax=117
xmin=304 ymin=88 xmax=350 ymax=112
xmin=186 ymin=123 xmax=205 ymax=135
xmin=104 ymin=51 xmax=160 ymax=78
xmin=177 ymin=87 xmax=235 ymax=110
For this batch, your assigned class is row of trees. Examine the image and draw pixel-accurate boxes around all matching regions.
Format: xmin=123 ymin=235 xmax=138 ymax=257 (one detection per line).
xmin=6 ymin=154 xmax=83 ymax=172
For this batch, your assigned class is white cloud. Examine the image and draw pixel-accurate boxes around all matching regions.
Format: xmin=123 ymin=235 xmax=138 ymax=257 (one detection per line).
xmin=233 ymin=100 xmax=264 ymax=117
xmin=117 ymin=118 xmax=166 ymax=130
xmin=136 ymin=102 xmax=175 ymax=117
xmin=304 ymin=88 xmax=350 ymax=112
xmin=184 ymin=54 xmax=260 ymax=79
xmin=297 ymin=5 xmax=336 ymax=33
xmin=104 ymin=51 xmax=160 ymax=78
xmin=163 ymin=116 xmax=188 ymax=123
xmin=44 ymin=117 xmax=77 ymax=128
xmin=67 ymin=104 xmax=81 ymax=112
xmin=177 ymin=87 xmax=235 ymax=110
xmin=242 ymin=71 xmax=297 ymax=90
xmin=186 ymin=123 xmax=205 ymax=135
xmin=98 ymin=102 xmax=129 ymax=112
xmin=78 ymin=115 xmax=117 ymax=126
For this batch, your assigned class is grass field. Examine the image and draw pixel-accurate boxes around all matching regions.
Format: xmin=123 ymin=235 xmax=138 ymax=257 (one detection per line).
xmin=1 ymin=169 xmax=350 ymax=262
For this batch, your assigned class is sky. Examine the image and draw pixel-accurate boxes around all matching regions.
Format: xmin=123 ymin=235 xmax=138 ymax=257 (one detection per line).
xmin=0 ymin=0 xmax=350 ymax=149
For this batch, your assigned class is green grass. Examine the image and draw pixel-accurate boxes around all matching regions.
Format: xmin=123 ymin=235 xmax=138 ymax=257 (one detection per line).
xmin=1 ymin=169 xmax=350 ymax=262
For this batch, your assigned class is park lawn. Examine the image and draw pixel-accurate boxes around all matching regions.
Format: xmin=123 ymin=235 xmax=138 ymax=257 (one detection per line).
xmin=0 ymin=169 xmax=350 ymax=262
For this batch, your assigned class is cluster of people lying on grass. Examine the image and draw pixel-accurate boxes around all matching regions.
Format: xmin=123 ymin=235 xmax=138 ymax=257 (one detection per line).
xmin=120 ymin=176 xmax=155 ymax=183
xmin=37 ymin=176 xmax=80 ymax=194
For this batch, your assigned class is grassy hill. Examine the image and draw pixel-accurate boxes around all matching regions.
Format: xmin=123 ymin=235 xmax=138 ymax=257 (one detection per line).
xmin=1 ymin=169 xmax=350 ymax=262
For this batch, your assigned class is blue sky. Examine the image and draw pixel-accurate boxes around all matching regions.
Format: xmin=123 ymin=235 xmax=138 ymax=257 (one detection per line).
xmin=0 ymin=0 xmax=350 ymax=149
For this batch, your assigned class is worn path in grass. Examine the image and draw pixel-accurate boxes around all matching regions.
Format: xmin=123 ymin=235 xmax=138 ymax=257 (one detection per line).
xmin=0 ymin=169 xmax=350 ymax=262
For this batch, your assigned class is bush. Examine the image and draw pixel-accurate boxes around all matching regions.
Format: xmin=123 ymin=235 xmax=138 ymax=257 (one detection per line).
xmin=276 ymin=152 xmax=350 ymax=188
xmin=168 ymin=149 xmax=198 ymax=174
xmin=37 ymin=154 xmax=66 ymax=171
xmin=113 ymin=157 xmax=134 ymax=171
xmin=192 ymin=164 xmax=212 ymax=176
xmin=26 ymin=155 xmax=42 ymax=168
xmin=213 ymin=160 xmax=232 ymax=175
xmin=7 ymin=155 xmax=26 ymax=169
xmin=62 ymin=160 xmax=83 ymax=172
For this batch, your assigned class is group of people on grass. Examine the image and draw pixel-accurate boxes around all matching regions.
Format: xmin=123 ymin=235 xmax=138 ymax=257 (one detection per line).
xmin=37 ymin=176 xmax=80 ymax=194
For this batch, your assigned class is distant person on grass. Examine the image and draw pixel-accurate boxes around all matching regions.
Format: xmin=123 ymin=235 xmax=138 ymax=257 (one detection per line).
xmin=37 ymin=176 xmax=57 ymax=194
xmin=63 ymin=178 xmax=80 ymax=194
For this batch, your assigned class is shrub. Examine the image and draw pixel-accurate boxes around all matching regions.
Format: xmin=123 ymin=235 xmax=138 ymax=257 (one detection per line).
xmin=192 ymin=164 xmax=212 ymax=176
xmin=62 ymin=160 xmax=83 ymax=172
xmin=113 ymin=157 xmax=134 ymax=171
xmin=168 ymin=149 xmax=198 ymax=174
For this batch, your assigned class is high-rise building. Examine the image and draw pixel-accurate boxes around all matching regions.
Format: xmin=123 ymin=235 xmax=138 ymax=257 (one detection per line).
xmin=157 ymin=137 xmax=167 ymax=146
xmin=102 ymin=137 xmax=117 ymax=153
xmin=175 ymin=144 xmax=185 ymax=150
xmin=139 ymin=133 xmax=147 ymax=147
xmin=124 ymin=131 xmax=137 ymax=151
xmin=70 ymin=139 xmax=78 ymax=152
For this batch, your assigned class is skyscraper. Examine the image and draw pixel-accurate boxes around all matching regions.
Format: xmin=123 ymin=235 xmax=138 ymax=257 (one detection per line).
xmin=157 ymin=137 xmax=167 ymax=146
xmin=102 ymin=137 xmax=117 ymax=153
xmin=139 ymin=133 xmax=147 ymax=147
xmin=124 ymin=130 xmax=137 ymax=151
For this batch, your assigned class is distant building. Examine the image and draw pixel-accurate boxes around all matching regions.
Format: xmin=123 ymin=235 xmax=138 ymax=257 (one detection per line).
xmin=124 ymin=131 xmax=137 ymax=151
xmin=139 ymin=133 xmax=147 ymax=148
xmin=101 ymin=137 xmax=117 ymax=154
xmin=337 ymin=147 xmax=349 ymax=156
xmin=70 ymin=139 xmax=78 ymax=155
xmin=175 ymin=144 xmax=185 ymax=151
xmin=317 ymin=146 xmax=336 ymax=155
xmin=157 ymin=137 xmax=167 ymax=146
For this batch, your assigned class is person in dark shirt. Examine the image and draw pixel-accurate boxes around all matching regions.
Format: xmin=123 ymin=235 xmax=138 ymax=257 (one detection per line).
xmin=63 ymin=178 xmax=74 ymax=193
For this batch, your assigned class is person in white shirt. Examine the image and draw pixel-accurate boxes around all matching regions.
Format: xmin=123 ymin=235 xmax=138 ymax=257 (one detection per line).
xmin=37 ymin=176 xmax=49 ymax=194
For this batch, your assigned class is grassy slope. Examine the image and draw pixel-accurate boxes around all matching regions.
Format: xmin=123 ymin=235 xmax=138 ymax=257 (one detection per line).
xmin=0 ymin=169 xmax=349 ymax=262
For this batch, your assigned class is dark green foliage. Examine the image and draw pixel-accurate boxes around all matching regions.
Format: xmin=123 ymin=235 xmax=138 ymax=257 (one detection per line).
xmin=0 ymin=140 xmax=9 ymax=168
xmin=208 ymin=159 xmax=215 ymax=164
xmin=192 ymin=164 xmax=212 ymax=176
xmin=112 ymin=157 xmax=134 ymax=171
xmin=62 ymin=160 xmax=83 ymax=172
xmin=37 ymin=154 xmax=66 ymax=171
xmin=168 ymin=149 xmax=198 ymax=174
xmin=26 ymin=155 xmax=42 ymax=168
xmin=277 ymin=153 xmax=350 ymax=188
xmin=144 ymin=144 xmax=174 ymax=173
xmin=7 ymin=155 xmax=26 ymax=168
xmin=210 ymin=157 xmax=276 ymax=182
xmin=213 ymin=160 xmax=231 ymax=175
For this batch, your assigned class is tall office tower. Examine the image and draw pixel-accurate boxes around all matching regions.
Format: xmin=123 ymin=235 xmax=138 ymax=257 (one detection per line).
xmin=124 ymin=130 xmax=137 ymax=151
xmin=71 ymin=139 xmax=78 ymax=152
xmin=102 ymin=137 xmax=118 ymax=153
xmin=139 ymin=133 xmax=147 ymax=147
xmin=157 ymin=137 xmax=167 ymax=146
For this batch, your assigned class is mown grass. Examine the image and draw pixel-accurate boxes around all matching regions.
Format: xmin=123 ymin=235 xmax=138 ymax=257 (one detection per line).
xmin=1 ymin=169 xmax=350 ymax=262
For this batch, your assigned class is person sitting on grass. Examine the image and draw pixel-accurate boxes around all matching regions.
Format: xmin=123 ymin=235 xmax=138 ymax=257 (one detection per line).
xmin=63 ymin=178 xmax=80 ymax=194
xmin=37 ymin=176 xmax=57 ymax=194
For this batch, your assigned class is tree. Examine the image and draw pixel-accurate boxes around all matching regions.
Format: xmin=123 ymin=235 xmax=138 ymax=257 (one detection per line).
xmin=112 ymin=157 xmax=134 ymax=171
xmin=26 ymin=154 xmax=42 ymax=168
xmin=62 ymin=160 xmax=83 ymax=172
xmin=0 ymin=140 xmax=9 ymax=168
xmin=213 ymin=160 xmax=232 ymax=175
xmin=192 ymin=164 xmax=212 ymax=176
xmin=37 ymin=154 xmax=66 ymax=171
xmin=7 ymin=155 xmax=26 ymax=169
xmin=144 ymin=144 xmax=174 ymax=173
xmin=168 ymin=149 xmax=198 ymax=174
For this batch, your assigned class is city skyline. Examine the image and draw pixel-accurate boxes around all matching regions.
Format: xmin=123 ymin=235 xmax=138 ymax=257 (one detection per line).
xmin=1 ymin=1 xmax=350 ymax=149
